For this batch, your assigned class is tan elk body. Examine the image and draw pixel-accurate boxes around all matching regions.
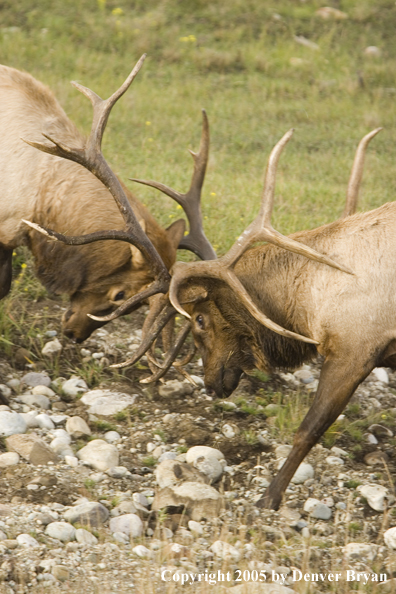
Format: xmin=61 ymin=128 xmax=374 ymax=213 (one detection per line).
xmin=180 ymin=202 xmax=396 ymax=508
xmin=0 ymin=64 xmax=185 ymax=341
xmin=27 ymin=55 xmax=391 ymax=510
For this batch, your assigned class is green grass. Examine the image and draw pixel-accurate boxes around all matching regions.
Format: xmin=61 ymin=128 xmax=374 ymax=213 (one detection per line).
xmin=2 ymin=0 xmax=396 ymax=262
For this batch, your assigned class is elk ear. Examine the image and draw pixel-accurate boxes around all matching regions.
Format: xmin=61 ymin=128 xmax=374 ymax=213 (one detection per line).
xmin=165 ymin=219 xmax=186 ymax=252
xmin=130 ymin=219 xmax=146 ymax=268
xmin=179 ymin=285 xmax=208 ymax=305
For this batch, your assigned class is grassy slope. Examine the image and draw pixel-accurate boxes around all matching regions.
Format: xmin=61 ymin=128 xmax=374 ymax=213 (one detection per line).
xmin=0 ymin=0 xmax=395 ymax=254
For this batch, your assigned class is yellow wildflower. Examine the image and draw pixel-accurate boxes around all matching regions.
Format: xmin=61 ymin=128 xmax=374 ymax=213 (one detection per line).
xmin=146 ymin=121 xmax=151 ymax=126
xmin=112 ymin=7 xmax=123 ymax=16
xmin=21 ymin=263 xmax=27 ymax=269
xmin=210 ymin=192 xmax=216 ymax=196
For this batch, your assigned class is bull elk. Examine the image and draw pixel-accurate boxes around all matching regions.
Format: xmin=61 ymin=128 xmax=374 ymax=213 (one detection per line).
xmin=0 ymin=56 xmax=213 ymax=342
xmin=28 ymin=56 xmax=387 ymax=510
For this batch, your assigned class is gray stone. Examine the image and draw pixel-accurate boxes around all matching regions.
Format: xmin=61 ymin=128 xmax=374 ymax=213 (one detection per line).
xmin=22 ymin=373 xmax=51 ymax=388
xmin=158 ymin=451 xmax=177 ymax=463
xmin=62 ymin=376 xmax=88 ymax=399
xmin=132 ymin=544 xmax=151 ymax=558
xmin=0 ymin=452 xmax=19 ymax=467
xmin=0 ymin=411 xmax=27 ymax=436
xmin=36 ymin=413 xmax=55 ymax=430
xmin=19 ymin=393 xmax=50 ymax=409
xmin=80 ymin=389 xmax=136 ymax=415
xmin=152 ymin=482 xmax=224 ymax=521
xmin=66 ymin=416 xmax=91 ymax=438
xmin=158 ymin=380 xmax=193 ymax=398
xmin=106 ymin=466 xmax=132 ymax=478
xmin=45 ymin=522 xmax=76 ymax=542
xmin=77 ymin=439 xmax=119 ymax=471
xmin=357 ymin=484 xmax=392 ymax=511
xmin=16 ymin=533 xmax=40 ymax=547
xmin=211 ymin=540 xmax=240 ymax=562
xmin=344 ymin=542 xmax=378 ymax=562
xmin=188 ymin=520 xmax=203 ymax=535
xmin=29 ymin=441 xmax=59 ymax=465
xmin=384 ymin=527 xmax=396 ymax=549
xmin=104 ymin=431 xmax=121 ymax=443
xmin=51 ymin=566 xmax=70 ymax=582
xmin=109 ymin=514 xmax=143 ymax=538
xmin=155 ymin=459 xmax=207 ymax=489
xmin=64 ymin=502 xmax=109 ymax=528
xmin=75 ymin=528 xmax=98 ymax=545
xmin=32 ymin=385 xmax=55 ymax=397
xmin=6 ymin=433 xmax=42 ymax=459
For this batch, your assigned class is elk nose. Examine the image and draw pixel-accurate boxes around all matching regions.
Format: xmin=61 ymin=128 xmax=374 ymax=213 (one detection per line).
xmin=63 ymin=328 xmax=75 ymax=341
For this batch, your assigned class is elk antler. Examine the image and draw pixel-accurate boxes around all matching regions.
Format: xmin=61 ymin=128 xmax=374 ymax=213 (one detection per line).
xmin=22 ymin=55 xmax=172 ymax=314
xmin=132 ymin=110 xmax=216 ymax=261
xmin=342 ymin=128 xmax=382 ymax=218
xmin=167 ymin=129 xmax=354 ymax=338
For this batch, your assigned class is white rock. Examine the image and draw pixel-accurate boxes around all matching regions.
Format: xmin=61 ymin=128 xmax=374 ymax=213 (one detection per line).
xmin=193 ymin=454 xmax=223 ymax=482
xmin=278 ymin=458 xmax=314 ymax=484
xmin=36 ymin=413 xmax=55 ymax=430
xmin=222 ymin=423 xmax=236 ymax=438
xmin=42 ymin=338 xmax=62 ymax=357
xmin=77 ymin=439 xmax=119 ymax=471
xmin=64 ymin=502 xmax=109 ymax=527
xmin=113 ymin=531 xmax=129 ymax=544
xmin=109 ymin=514 xmax=143 ymax=538
xmin=133 ymin=492 xmax=149 ymax=508
xmin=326 ymin=456 xmax=344 ymax=465
xmin=0 ymin=384 xmax=11 ymax=400
xmin=344 ymin=542 xmax=377 ymax=562
xmin=146 ymin=442 xmax=156 ymax=453
xmin=158 ymin=451 xmax=176 ymax=463
xmin=364 ymin=46 xmax=382 ymax=58
xmin=331 ymin=446 xmax=348 ymax=457
xmin=275 ymin=445 xmax=292 ymax=459
xmin=62 ymin=376 xmax=88 ymax=398
xmin=45 ymin=522 xmax=76 ymax=542
xmin=133 ymin=544 xmax=151 ymax=558
xmin=188 ymin=520 xmax=203 ymax=535
xmin=358 ymin=484 xmax=390 ymax=511
xmin=372 ymin=367 xmax=389 ymax=383
xmin=75 ymin=528 xmax=98 ymax=545
xmin=0 ymin=530 xmax=7 ymax=540
xmin=384 ymin=527 xmax=396 ymax=549
xmin=155 ymin=459 xmax=206 ymax=489
xmin=189 ymin=375 xmax=205 ymax=388
xmin=65 ymin=455 xmax=79 ymax=467
xmin=186 ymin=446 xmax=225 ymax=463
xmin=104 ymin=431 xmax=121 ymax=443
xmin=16 ymin=533 xmax=40 ymax=547
xmin=66 ymin=416 xmax=91 ymax=438
xmin=152 ymin=482 xmax=223 ymax=521
xmin=50 ymin=414 xmax=67 ymax=425
xmin=106 ymin=466 xmax=132 ymax=478
xmin=50 ymin=436 xmax=72 ymax=454
xmin=19 ymin=394 xmax=50 ymax=410
xmin=0 ymin=411 xmax=27 ymax=436
xmin=20 ymin=411 xmax=41 ymax=428
xmin=80 ymin=389 xmax=136 ymax=415
xmin=32 ymin=385 xmax=55 ymax=397
xmin=0 ymin=452 xmax=19 ymax=467
xmin=158 ymin=380 xmax=193 ymax=398
xmin=304 ymin=498 xmax=321 ymax=513
xmin=294 ymin=35 xmax=319 ymax=50
xmin=210 ymin=540 xmax=240 ymax=562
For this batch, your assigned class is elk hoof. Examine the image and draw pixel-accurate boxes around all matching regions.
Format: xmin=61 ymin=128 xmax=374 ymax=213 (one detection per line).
xmin=255 ymin=490 xmax=281 ymax=510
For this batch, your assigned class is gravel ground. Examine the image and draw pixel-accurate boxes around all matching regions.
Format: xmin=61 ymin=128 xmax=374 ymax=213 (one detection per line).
xmin=0 ymin=308 xmax=395 ymax=594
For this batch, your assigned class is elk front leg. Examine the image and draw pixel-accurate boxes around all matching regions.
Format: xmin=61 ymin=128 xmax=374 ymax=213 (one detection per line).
xmin=0 ymin=245 xmax=13 ymax=299
xmin=256 ymin=354 xmax=374 ymax=510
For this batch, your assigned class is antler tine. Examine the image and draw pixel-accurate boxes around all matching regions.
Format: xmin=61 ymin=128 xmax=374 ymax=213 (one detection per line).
xmin=342 ymin=128 xmax=382 ymax=218
xmin=110 ymin=301 xmax=176 ymax=369
xmin=23 ymin=56 xmax=172 ymax=317
xmin=220 ymin=129 xmax=353 ymax=274
xmin=164 ymin=128 xmax=357 ymax=345
xmin=131 ymin=110 xmax=216 ymax=261
xmin=139 ymin=320 xmax=192 ymax=382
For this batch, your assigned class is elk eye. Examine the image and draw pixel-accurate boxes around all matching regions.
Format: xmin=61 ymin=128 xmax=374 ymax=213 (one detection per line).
xmin=114 ymin=291 xmax=125 ymax=301
xmin=196 ymin=314 xmax=205 ymax=330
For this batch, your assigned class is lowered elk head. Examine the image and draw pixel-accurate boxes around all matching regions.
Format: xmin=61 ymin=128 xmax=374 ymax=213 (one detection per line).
xmin=22 ymin=55 xmax=214 ymax=343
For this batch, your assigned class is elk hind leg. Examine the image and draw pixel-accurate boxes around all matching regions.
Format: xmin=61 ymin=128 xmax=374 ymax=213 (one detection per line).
xmin=256 ymin=354 xmax=375 ymax=510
